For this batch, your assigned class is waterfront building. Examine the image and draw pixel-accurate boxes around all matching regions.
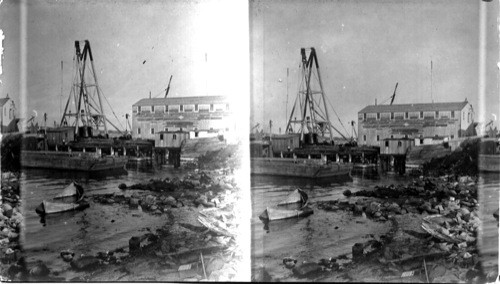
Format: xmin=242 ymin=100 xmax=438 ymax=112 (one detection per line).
xmin=0 ymin=95 xmax=17 ymax=133
xmin=131 ymin=95 xmax=231 ymax=140
xmin=357 ymin=100 xmax=475 ymax=147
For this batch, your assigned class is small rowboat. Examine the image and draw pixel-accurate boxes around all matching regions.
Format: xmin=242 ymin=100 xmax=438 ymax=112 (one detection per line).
xmin=259 ymin=206 xmax=313 ymax=221
xmin=36 ymin=200 xmax=90 ymax=215
xmin=259 ymin=188 xmax=313 ymax=221
xmin=35 ymin=181 xmax=89 ymax=215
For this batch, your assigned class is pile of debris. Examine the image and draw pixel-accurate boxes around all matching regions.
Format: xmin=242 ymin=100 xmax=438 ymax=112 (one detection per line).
xmin=89 ymin=168 xmax=243 ymax=281
xmin=0 ymin=173 xmax=23 ymax=281
xmin=422 ymin=138 xmax=479 ymax=177
xmin=310 ymin=175 xmax=496 ymax=282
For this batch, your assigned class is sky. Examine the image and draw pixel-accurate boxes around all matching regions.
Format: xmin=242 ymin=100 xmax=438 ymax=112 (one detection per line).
xmin=0 ymin=0 xmax=249 ymax=133
xmin=250 ymin=0 xmax=499 ymax=137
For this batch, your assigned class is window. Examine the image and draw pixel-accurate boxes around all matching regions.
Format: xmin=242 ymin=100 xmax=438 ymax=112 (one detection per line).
xmin=210 ymin=104 xmax=214 ymax=112
xmin=390 ymin=135 xmax=394 ymax=138
xmin=138 ymin=128 xmax=141 ymax=134
xmin=133 ymin=106 xmax=138 ymax=114
xmin=173 ymin=134 xmax=177 ymax=140
xmin=391 ymin=112 xmax=394 ymax=120
xmin=363 ymin=135 xmax=366 ymax=141
xmin=435 ymin=111 xmax=439 ymax=118
xmin=451 ymin=135 xmax=454 ymax=139
xmin=165 ymin=105 xmax=168 ymax=113
xmin=420 ymin=139 xmax=424 ymax=144
xmin=451 ymin=111 xmax=455 ymax=119
xmin=363 ymin=113 xmax=366 ymax=120
xmin=138 ymin=106 xmax=141 ymax=113
xmin=376 ymin=135 xmax=379 ymax=141
xmin=404 ymin=134 xmax=408 ymax=139
xmin=160 ymin=134 xmax=164 ymax=140
xmin=420 ymin=111 xmax=424 ymax=119
xmin=405 ymin=112 xmax=409 ymax=119
xmin=195 ymin=132 xmax=199 ymax=138
xmin=180 ymin=105 xmax=184 ymax=112
xmin=397 ymin=141 xmax=402 ymax=147
xmin=151 ymin=128 xmax=155 ymax=134
xmin=195 ymin=104 xmax=198 ymax=112
xmin=151 ymin=105 xmax=155 ymax=112
xmin=377 ymin=113 xmax=380 ymax=120
xmin=385 ymin=141 xmax=389 ymax=147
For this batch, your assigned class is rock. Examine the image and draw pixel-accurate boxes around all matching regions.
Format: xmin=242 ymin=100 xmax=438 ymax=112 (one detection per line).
xmin=106 ymin=198 xmax=115 ymax=204
xmin=150 ymin=205 xmax=158 ymax=211
xmin=352 ymin=243 xmax=364 ymax=261
xmin=0 ymin=238 xmax=10 ymax=245
xmin=29 ymin=261 xmax=50 ymax=277
xmin=70 ymin=256 xmax=100 ymax=271
xmin=129 ymin=237 xmax=142 ymax=256
xmin=251 ymin=266 xmax=272 ymax=282
xmin=144 ymin=195 xmax=156 ymax=206
xmin=353 ymin=205 xmax=363 ymax=216
xmin=429 ymin=265 xmax=446 ymax=280
xmin=387 ymin=203 xmax=401 ymax=214
xmin=282 ymin=257 xmax=297 ymax=269
xmin=4 ymin=248 xmax=16 ymax=262
xmin=292 ymin=262 xmax=322 ymax=278
xmin=60 ymin=250 xmax=75 ymax=262
xmin=374 ymin=211 xmax=382 ymax=218
xmin=164 ymin=196 xmax=177 ymax=207
xmin=2 ymin=203 xmax=13 ymax=218
xmin=343 ymin=189 xmax=352 ymax=197
xmin=206 ymin=257 xmax=225 ymax=274
xmin=458 ymin=242 xmax=467 ymax=249
xmin=118 ymin=183 xmax=127 ymax=190
xmin=129 ymin=198 xmax=140 ymax=209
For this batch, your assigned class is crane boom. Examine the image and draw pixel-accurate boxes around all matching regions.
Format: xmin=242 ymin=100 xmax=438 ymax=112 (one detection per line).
xmin=165 ymin=75 xmax=173 ymax=98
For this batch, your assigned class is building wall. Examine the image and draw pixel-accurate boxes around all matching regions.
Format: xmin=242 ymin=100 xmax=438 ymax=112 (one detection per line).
xmin=154 ymin=132 xmax=189 ymax=148
xmin=1 ymin=99 xmax=16 ymax=132
xmin=358 ymin=102 xmax=473 ymax=146
xmin=132 ymin=96 xmax=232 ymax=140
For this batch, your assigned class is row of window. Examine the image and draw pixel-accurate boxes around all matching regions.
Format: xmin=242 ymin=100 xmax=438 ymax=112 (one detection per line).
xmin=362 ymin=134 xmax=455 ymax=142
xmin=359 ymin=110 xmax=457 ymax=121
xmin=133 ymin=103 xmax=229 ymax=114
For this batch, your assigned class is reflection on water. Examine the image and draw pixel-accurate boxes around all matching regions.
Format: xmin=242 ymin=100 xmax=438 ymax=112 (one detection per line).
xmin=20 ymin=167 xmax=183 ymax=269
xmin=251 ymin=174 xmax=395 ymax=279
xmin=252 ymin=172 xmax=499 ymax=279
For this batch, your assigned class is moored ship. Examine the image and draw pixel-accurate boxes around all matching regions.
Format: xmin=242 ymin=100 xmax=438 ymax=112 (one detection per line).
xmin=478 ymin=138 xmax=500 ymax=172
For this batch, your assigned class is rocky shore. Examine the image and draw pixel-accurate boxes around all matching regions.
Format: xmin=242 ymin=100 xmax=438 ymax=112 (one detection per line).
xmin=0 ymin=144 xmax=246 ymax=282
xmin=254 ymin=174 xmax=498 ymax=283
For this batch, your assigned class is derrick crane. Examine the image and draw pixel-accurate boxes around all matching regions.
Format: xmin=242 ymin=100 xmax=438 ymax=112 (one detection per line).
xmin=60 ymin=40 xmax=123 ymax=136
xmin=286 ymin=47 xmax=346 ymax=144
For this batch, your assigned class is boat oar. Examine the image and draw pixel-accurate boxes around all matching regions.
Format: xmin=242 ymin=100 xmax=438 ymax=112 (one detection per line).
xmin=423 ymin=258 xmax=429 ymax=283
xmin=200 ymin=252 xmax=207 ymax=279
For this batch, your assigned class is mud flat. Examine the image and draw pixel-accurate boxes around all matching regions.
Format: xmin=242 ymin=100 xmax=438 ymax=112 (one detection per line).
xmin=253 ymin=175 xmax=498 ymax=283
xmin=1 ymin=144 xmax=246 ymax=282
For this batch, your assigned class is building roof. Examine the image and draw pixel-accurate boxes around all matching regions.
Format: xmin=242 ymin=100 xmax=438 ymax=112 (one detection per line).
xmin=0 ymin=98 xmax=10 ymax=107
xmin=359 ymin=101 xmax=469 ymax=114
xmin=133 ymin=95 xmax=227 ymax=107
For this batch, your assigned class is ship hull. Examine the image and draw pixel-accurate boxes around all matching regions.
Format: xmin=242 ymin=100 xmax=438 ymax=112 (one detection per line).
xmin=21 ymin=151 xmax=127 ymax=172
xmin=251 ymin=158 xmax=351 ymax=178
xmin=478 ymin=154 xmax=500 ymax=172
